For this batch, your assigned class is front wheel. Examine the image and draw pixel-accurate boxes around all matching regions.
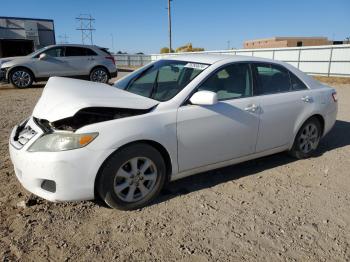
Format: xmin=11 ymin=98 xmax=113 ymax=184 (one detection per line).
xmin=97 ymin=144 xmax=167 ymax=210
xmin=289 ymin=117 xmax=322 ymax=159
xmin=89 ymin=67 xmax=109 ymax=84
xmin=10 ymin=68 xmax=33 ymax=88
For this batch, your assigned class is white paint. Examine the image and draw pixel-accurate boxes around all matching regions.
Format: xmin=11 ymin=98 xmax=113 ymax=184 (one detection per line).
xmin=9 ymin=54 xmax=338 ymax=202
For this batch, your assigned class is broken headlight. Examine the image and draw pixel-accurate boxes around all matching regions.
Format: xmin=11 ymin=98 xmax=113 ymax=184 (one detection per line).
xmin=28 ymin=132 xmax=98 ymax=152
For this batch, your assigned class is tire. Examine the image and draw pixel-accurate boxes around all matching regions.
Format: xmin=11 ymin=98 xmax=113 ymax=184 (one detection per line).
xmin=89 ymin=67 xmax=110 ymax=84
xmin=97 ymin=143 xmax=167 ymax=210
xmin=9 ymin=68 xmax=33 ymax=88
xmin=289 ymin=117 xmax=322 ymax=159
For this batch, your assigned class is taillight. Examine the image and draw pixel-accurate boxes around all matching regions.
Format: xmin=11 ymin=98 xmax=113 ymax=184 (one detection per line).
xmin=105 ymin=56 xmax=115 ymax=65
xmin=332 ymin=92 xmax=338 ymax=102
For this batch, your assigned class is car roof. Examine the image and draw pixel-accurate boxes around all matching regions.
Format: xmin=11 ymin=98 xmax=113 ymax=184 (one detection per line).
xmin=162 ymin=53 xmax=320 ymax=89
xmin=43 ymin=44 xmax=103 ymax=49
xmin=163 ymin=53 xmax=285 ymax=65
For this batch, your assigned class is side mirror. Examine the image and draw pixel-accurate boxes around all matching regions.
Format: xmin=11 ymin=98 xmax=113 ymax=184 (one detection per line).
xmin=190 ymin=90 xmax=218 ymax=106
xmin=39 ymin=53 xmax=47 ymax=60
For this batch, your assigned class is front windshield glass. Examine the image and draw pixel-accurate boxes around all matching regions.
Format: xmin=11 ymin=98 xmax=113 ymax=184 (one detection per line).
xmin=114 ymin=60 xmax=209 ymax=102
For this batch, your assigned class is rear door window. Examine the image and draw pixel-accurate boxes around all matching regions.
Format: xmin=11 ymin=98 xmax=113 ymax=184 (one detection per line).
xmin=65 ymin=47 xmax=94 ymax=56
xmin=254 ymin=63 xmax=291 ymax=95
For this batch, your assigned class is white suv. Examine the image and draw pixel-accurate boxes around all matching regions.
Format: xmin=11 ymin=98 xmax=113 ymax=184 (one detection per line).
xmin=0 ymin=44 xmax=118 ymax=88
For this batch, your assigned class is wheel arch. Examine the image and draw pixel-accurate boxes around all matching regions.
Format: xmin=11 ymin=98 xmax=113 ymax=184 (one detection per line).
xmin=89 ymin=65 xmax=110 ymax=78
xmin=290 ymin=113 xmax=325 ymax=149
xmin=94 ymin=139 xmax=173 ymax=197
xmin=7 ymin=66 xmax=36 ymax=81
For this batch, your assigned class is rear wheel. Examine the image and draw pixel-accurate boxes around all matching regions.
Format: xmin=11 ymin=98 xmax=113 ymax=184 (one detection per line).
xmin=89 ymin=67 xmax=109 ymax=84
xmin=97 ymin=143 xmax=167 ymax=210
xmin=10 ymin=68 xmax=33 ymax=88
xmin=289 ymin=117 xmax=322 ymax=159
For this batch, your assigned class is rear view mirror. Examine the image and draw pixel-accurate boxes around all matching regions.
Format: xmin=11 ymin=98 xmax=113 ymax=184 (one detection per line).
xmin=39 ymin=53 xmax=47 ymax=60
xmin=190 ymin=90 xmax=218 ymax=105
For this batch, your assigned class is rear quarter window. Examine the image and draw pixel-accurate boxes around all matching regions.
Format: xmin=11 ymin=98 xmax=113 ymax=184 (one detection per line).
xmin=289 ymin=73 xmax=308 ymax=90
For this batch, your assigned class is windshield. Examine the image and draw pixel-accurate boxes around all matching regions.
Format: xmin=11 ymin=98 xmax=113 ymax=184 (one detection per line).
xmin=27 ymin=46 xmax=49 ymax=57
xmin=114 ymin=60 xmax=209 ymax=102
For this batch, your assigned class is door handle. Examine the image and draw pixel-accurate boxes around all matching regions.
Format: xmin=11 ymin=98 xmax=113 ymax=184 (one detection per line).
xmin=301 ymin=96 xmax=313 ymax=103
xmin=244 ymin=104 xmax=259 ymax=113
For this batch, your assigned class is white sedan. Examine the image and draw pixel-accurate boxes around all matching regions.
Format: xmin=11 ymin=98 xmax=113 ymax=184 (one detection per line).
xmin=9 ymin=54 xmax=338 ymax=210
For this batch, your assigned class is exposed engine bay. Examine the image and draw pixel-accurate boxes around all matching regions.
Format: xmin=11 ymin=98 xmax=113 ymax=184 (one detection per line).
xmin=34 ymin=107 xmax=154 ymax=132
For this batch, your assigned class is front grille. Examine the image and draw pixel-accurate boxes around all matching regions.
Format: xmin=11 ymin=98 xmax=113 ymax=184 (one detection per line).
xmin=0 ymin=68 xmax=6 ymax=81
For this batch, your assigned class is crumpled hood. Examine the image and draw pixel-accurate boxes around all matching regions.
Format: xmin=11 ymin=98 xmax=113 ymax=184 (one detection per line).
xmin=32 ymin=77 xmax=159 ymax=122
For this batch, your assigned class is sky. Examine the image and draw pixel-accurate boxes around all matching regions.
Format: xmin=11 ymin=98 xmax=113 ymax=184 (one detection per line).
xmin=1 ymin=0 xmax=349 ymax=54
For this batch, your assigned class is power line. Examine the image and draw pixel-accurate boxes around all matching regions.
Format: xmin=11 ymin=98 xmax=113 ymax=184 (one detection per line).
xmin=76 ymin=14 xmax=95 ymax=45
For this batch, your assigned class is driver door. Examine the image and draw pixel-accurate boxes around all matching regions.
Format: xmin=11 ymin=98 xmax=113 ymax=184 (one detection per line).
xmin=177 ymin=63 xmax=260 ymax=172
xmin=34 ymin=46 xmax=68 ymax=77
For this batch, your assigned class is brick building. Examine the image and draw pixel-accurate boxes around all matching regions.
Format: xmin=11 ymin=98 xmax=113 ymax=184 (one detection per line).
xmin=243 ymin=37 xmax=333 ymax=49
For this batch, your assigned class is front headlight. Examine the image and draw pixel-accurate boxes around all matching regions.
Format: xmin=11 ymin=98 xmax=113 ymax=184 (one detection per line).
xmin=28 ymin=132 xmax=98 ymax=152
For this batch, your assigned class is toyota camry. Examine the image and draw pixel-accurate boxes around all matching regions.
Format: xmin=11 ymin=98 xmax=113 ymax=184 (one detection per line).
xmin=9 ymin=54 xmax=338 ymax=210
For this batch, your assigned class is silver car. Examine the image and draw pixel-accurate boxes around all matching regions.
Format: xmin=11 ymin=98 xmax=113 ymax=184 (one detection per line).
xmin=0 ymin=44 xmax=118 ymax=88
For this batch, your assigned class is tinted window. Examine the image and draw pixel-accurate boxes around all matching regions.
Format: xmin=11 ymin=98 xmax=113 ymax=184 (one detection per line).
xmin=290 ymin=73 xmax=308 ymax=90
xmin=65 ymin=47 xmax=95 ymax=56
xmin=86 ymin=48 xmax=97 ymax=56
xmin=198 ymin=63 xmax=253 ymax=100
xmin=42 ymin=47 xmax=64 ymax=57
xmin=124 ymin=60 xmax=206 ymax=101
xmin=255 ymin=63 xmax=291 ymax=95
xmin=99 ymin=48 xmax=111 ymax=55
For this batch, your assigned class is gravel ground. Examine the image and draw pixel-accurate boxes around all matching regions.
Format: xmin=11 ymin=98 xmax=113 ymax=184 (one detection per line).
xmin=0 ymin=77 xmax=349 ymax=261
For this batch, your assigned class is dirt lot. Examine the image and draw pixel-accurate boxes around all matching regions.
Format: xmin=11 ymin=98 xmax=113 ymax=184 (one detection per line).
xmin=0 ymin=77 xmax=349 ymax=261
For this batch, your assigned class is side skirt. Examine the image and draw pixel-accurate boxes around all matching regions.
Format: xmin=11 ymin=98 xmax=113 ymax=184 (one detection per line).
xmin=170 ymin=145 xmax=289 ymax=181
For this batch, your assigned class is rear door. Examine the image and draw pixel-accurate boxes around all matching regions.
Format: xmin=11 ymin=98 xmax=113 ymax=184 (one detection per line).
xmin=177 ymin=63 xmax=260 ymax=172
xmin=64 ymin=47 xmax=96 ymax=76
xmin=252 ymin=63 xmax=311 ymax=152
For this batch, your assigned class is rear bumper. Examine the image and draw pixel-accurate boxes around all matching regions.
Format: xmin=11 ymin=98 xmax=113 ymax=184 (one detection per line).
xmin=323 ymin=104 xmax=338 ymax=136
xmin=110 ymin=69 xmax=118 ymax=78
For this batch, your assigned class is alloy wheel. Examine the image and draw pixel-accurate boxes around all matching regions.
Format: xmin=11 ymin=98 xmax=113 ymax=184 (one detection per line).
xmin=114 ymin=157 xmax=158 ymax=202
xmin=298 ymin=123 xmax=319 ymax=154
xmin=91 ymin=69 xmax=108 ymax=83
xmin=12 ymin=70 xmax=31 ymax=87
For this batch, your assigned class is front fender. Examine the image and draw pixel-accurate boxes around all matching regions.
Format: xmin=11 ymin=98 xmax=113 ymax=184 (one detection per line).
xmin=77 ymin=110 xmax=179 ymax=175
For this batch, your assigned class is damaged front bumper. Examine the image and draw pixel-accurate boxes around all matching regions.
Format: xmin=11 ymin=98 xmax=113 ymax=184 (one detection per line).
xmin=9 ymin=117 xmax=114 ymax=202
xmin=0 ymin=68 xmax=8 ymax=83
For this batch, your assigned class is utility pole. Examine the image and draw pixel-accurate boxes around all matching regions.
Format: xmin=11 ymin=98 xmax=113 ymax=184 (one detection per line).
xmin=76 ymin=14 xmax=95 ymax=45
xmin=167 ymin=0 xmax=172 ymax=53
xmin=227 ymin=40 xmax=230 ymax=50
xmin=111 ymin=34 xmax=115 ymax=54
xmin=58 ymin=34 xmax=69 ymax=44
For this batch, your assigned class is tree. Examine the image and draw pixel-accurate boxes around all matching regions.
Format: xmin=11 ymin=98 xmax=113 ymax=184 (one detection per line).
xmin=175 ymin=43 xmax=204 ymax=53
xmin=160 ymin=47 xmax=174 ymax=53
